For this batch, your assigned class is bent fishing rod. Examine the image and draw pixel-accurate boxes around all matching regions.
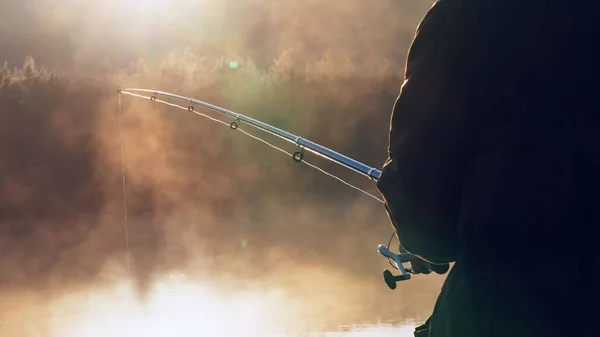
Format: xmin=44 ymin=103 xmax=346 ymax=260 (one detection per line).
xmin=118 ymin=88 xmax=449 ymax=289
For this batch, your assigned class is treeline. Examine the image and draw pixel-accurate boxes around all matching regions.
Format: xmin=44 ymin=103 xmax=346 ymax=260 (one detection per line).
xmin=0 ymin=57 xmax=114 ymax=290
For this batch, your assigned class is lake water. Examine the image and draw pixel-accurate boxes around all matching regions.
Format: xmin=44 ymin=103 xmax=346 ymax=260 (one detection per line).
xmin=302 ymin=323 xmax=417 ymax=337
xmin=0 ymin=278 xmax=425 ymax=337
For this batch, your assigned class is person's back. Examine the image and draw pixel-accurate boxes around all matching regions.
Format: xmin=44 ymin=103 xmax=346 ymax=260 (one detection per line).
xmin=376 ymin=1 xmax=599 ymax=336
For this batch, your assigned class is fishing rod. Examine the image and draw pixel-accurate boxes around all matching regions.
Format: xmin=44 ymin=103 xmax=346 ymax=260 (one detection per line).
xmin=118 ymin=88 xmax=449 ymax=289
xmin=119 ymin=89 xmax=381 ymax=181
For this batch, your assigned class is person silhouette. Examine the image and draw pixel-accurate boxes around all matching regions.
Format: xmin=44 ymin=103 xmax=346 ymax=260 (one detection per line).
xmin=376 ymin=1 xmax=600 ymax=336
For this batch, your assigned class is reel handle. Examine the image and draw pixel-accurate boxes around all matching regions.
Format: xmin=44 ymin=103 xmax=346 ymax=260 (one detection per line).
xmin=377 ymin=244 xmax=450 ymax=290
xmin=383 ymin=269 xmax=410 ymax=290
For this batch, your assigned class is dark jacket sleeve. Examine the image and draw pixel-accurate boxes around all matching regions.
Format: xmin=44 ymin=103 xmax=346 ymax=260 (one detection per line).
xmin=376 ymin=0 xmax=487 ymax=263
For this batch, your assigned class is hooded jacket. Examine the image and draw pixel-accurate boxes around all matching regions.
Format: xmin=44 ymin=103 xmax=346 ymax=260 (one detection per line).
xmin=377 ymin=0 xmax=599 ymax=264
xmin=376 ymin=1 xmax=599 ymax=336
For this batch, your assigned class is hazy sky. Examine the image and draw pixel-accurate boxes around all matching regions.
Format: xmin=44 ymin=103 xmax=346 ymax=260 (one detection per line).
xmin=0 ymin=0 xmax=431 ymax=71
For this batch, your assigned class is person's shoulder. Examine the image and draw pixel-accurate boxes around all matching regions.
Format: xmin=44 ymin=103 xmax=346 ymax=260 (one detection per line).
xmin=415 ymin=0 xmax=495 ymax=36
xmin=419 ymin=0 xmax=491 ymax=24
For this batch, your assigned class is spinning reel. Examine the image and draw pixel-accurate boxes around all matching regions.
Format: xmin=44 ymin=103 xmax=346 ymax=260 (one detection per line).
xmin=377 ymin=243 xmax=450 ymax=290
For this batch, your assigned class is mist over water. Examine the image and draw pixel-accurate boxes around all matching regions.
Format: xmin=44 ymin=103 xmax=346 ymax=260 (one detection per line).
xmin=0 ymin=1 xmax=444 ymax=335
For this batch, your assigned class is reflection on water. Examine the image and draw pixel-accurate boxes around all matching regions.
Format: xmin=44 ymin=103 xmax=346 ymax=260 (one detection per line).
xmin=305 ymin=323 xmax=416 ymax=337
xmin=0 ymin=276 xmax=423 ymax=337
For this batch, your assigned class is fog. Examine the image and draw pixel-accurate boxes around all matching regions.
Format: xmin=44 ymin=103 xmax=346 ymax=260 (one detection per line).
xmin=0 ymin=1 xmax=445 ymax=335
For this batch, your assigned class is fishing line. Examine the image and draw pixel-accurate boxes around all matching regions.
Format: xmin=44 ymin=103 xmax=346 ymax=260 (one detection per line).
xmin=387 ymin=231 xmax=400 ymax=270
xmin=118 ymin=91 xmax=384 ymax=203
xmin=118 ymin=94 xmax=131 ymax=275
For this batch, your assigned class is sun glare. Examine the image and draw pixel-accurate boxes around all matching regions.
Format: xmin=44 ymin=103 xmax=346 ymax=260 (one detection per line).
xmin=103 ymin=0 xmax=179 ymax=22
xmin=50 ymin=279 xmax=299 ymax=337
xmin=115 ymin=0 xmax=175 ymax=14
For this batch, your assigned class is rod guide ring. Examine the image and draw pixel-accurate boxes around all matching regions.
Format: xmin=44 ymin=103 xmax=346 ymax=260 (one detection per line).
xmin=292 ymin=146 xmax=304 ymax=162
xmin=230 ymin=118 xmax=241 ymax=130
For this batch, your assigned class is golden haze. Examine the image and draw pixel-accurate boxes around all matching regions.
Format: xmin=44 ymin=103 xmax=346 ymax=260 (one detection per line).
xmin=0 ymin=1 xmax=443 ymax=336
